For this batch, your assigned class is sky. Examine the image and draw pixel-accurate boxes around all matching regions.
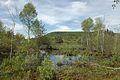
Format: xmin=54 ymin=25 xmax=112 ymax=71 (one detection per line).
xmin=0 ymin=0 xmax=120 ymax=36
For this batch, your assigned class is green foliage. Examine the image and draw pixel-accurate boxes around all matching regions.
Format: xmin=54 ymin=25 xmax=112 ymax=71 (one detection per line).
xmin=19 ymin=3 xmax=37 ymax=39
xmin=0 ymin=20 xmax=5 ymax=33
xmin=19 ymin=3 xmax=37 ymax=27
xmin=46 ymin=32 xmax=83 ymax=50
xmin=0 ymin=53 xmax=54 ymax=80
xmin=31 ymin=19 xmax=45 ymax=38
xmin=55 ymin=35 xmax=63 ymax=43
xmin=56 ymin=64 xmax=120 ymax=80
xmin=111 ymin=55 xmax=120 ymax=63
xmin=16 ymin=39 xmax=37 ymax=54
xmin=0 ymin=22 xmax=16 ymax=59
xmin=0 ymin=53 xmax=25 ymax=80
xmin=37 ymin=56 xmax=55 ymax=80
xmin=81 ymin=17 xmax=94 ymax=50
xmin=94 ymin=17 xmax=105 ymax=31
xmin=1 ymin=2 xmax=120 ymax=80
xmin=81 ymin=17 xmax=94 ymax=32
xmin=46 ymin=30 xmax=120 ymax=56
xmin=31 ymin=19 xmax=46 ymax=50
xmin=38 ymin=36 xmax=51 ymax=50
xmin=0 ymin=54 xmax=24 ymax=72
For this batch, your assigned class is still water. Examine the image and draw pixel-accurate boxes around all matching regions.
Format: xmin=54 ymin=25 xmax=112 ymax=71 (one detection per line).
xmin=49 ymin=55 xmax=81 ymax=65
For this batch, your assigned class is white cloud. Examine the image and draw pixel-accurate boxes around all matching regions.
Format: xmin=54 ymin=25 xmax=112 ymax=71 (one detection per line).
xmin=53 ymin=25 xmax=82 ymax=32
xmin=55 ymin=25 xmax=71 ymax=31
xmin=5 ymin=23 xmax=24 ymax=34
xmin=71 ymin=1 xmax=87 ymax=11
xmin=37 ymin=0 xmax=89 ymax=25
xmin=0 ymin=0 xmax=120 ymax=33
xmin=4 ymin=0 xmax=13 ymax=6
xmin=106 ymin=15 xmax=120 ymax=25
xmin=14 ymin=23 xmax=24 ymax=31
xmin=38 ymin=14 xmax=59 ymax=25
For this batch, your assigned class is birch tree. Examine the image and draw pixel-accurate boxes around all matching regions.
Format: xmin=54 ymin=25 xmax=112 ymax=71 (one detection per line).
xmin=94 ymin=17 xmax=105 ymax=54
xmin=6 ymin=5 xmax=19 ymax=59
xmin=81 ymin=17 xmax=94 ymax=50
xmin=19 ymin=3 xmax=37 ymax=42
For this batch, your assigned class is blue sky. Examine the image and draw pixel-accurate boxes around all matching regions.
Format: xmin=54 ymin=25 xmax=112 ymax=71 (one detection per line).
xmin=0 ymin=0 xmax=120 ymax=36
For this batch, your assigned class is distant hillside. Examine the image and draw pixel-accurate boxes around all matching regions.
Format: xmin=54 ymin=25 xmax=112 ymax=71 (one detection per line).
xmin=45 ymin=32 xmax=84 ymax=55
xmin=46 ymin=32 xmax=84 ymax=43
xmin=45 ymin=31 xmax=120 ymax=55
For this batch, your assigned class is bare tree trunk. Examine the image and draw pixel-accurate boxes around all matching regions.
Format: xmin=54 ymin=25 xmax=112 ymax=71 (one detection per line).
xmin=6 ymin=6 xmax=16 ymax=60
xmin=10 ymin=23 xmax=15 ymax=59
xmin=97 ymin=30 xmax=100 ymax=51
xmin=85 ymin=32 xmax=89 ymax=50
xmin=114 ymin=34 xmax=118 ymax=53
xmin=28 ymin=28 xmax=30 ymax=43
xmin=81 ymin=38 xmax=83 ymax=47
xmin=87 ymin=33 xmax=89 ymax=50
xmin=10 ymin=32 xmax=13 ymax=59
xmin=87 ymin=38 xmax=89 ymax=49
xmin=27 ymin=27 xmax=31 ymax=54
xmin=101 ymin=30 xmax=104 ymax=54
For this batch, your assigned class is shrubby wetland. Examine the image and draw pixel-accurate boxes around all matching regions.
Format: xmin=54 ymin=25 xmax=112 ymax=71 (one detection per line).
xmin=0 ymin=0 xmax=120 ymax=80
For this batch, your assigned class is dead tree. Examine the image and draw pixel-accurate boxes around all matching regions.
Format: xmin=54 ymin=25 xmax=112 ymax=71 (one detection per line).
xmin=6 ymin=5 xmax=19 ymax=60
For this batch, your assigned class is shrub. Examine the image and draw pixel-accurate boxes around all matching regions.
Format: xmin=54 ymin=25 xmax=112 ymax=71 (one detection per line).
xmin=37 ymin=56 xmax=56 ymax=80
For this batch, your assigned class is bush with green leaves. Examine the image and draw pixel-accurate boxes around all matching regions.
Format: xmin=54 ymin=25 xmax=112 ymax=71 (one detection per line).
xmin=0 ymin=52 xmax=38 ymax=79
xmin=55 ymin=35 xmax=63 ymax=44
xmin=37 ymin=56 xmax=56 ymax=80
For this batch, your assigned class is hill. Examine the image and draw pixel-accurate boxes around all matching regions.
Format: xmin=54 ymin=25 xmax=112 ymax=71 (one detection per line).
xmin=46 ymin=32 xmax=84 ymax=55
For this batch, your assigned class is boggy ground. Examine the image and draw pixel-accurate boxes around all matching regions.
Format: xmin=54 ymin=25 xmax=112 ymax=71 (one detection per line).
xmin=55 ymin=62 xmax=120 ymax=80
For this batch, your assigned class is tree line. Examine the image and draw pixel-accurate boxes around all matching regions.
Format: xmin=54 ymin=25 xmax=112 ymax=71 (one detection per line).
xmin=0 ymin=2 xmax=48 ymax=61
xmin=81 ymin=17 xmax=120 ymax=56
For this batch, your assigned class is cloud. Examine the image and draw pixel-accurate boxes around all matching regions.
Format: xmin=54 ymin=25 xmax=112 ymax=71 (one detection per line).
xmin=106 ymin=15 xmax=120 ymax=25
xmin=36 ymin=0 xmax=89 ymax=25
xmin=14 ymin=23 xmax=24 ymax=31
xmin=0 ymin=0 xmax=120 ymax=34
xmin=53 ymin=25 xmax=82 ymax=32
xmin=0 ymin=0 xmax=12 ymax=6
xmin=71 ymin=1 xmax=87 ymax=11
xmin=55 ymin=25 xmax=71 ymax=31
xmin=38 ymin=14 xmax=59 ymax=25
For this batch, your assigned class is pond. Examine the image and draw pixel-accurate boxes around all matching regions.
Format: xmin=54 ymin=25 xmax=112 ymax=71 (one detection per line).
xmin=49 ymin=55 xmax=81 ymax=66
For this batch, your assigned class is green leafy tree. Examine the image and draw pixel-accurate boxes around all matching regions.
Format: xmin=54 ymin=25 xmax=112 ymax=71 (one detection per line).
xmin=0 ymin=21 xmax=14 ymax=59
xmin=93 ymin=17 xmax=105 ymax=53
xmin=31 ymin=19 xmax=46 ymax=38
xmin=81 ymin=17 xmax=94 ymax=50
xmin=81 ymin=17 xmax=94 ymax=32
xmin=0 ymin=21 xmax=5 ymax=33
xmin=37 ymin=56 xmax=55 ymax=80
xmin=19 ymin=3 xmax=37 ymax=41
xmin=38 ymin=36 xmax=51 ymax=51
xmin=31 ymin=19 xmax=46 ymax=51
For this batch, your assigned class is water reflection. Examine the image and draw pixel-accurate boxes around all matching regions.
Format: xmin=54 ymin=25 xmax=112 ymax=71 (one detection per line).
xmin=49 ymin=55 xmax=81 ymax=66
